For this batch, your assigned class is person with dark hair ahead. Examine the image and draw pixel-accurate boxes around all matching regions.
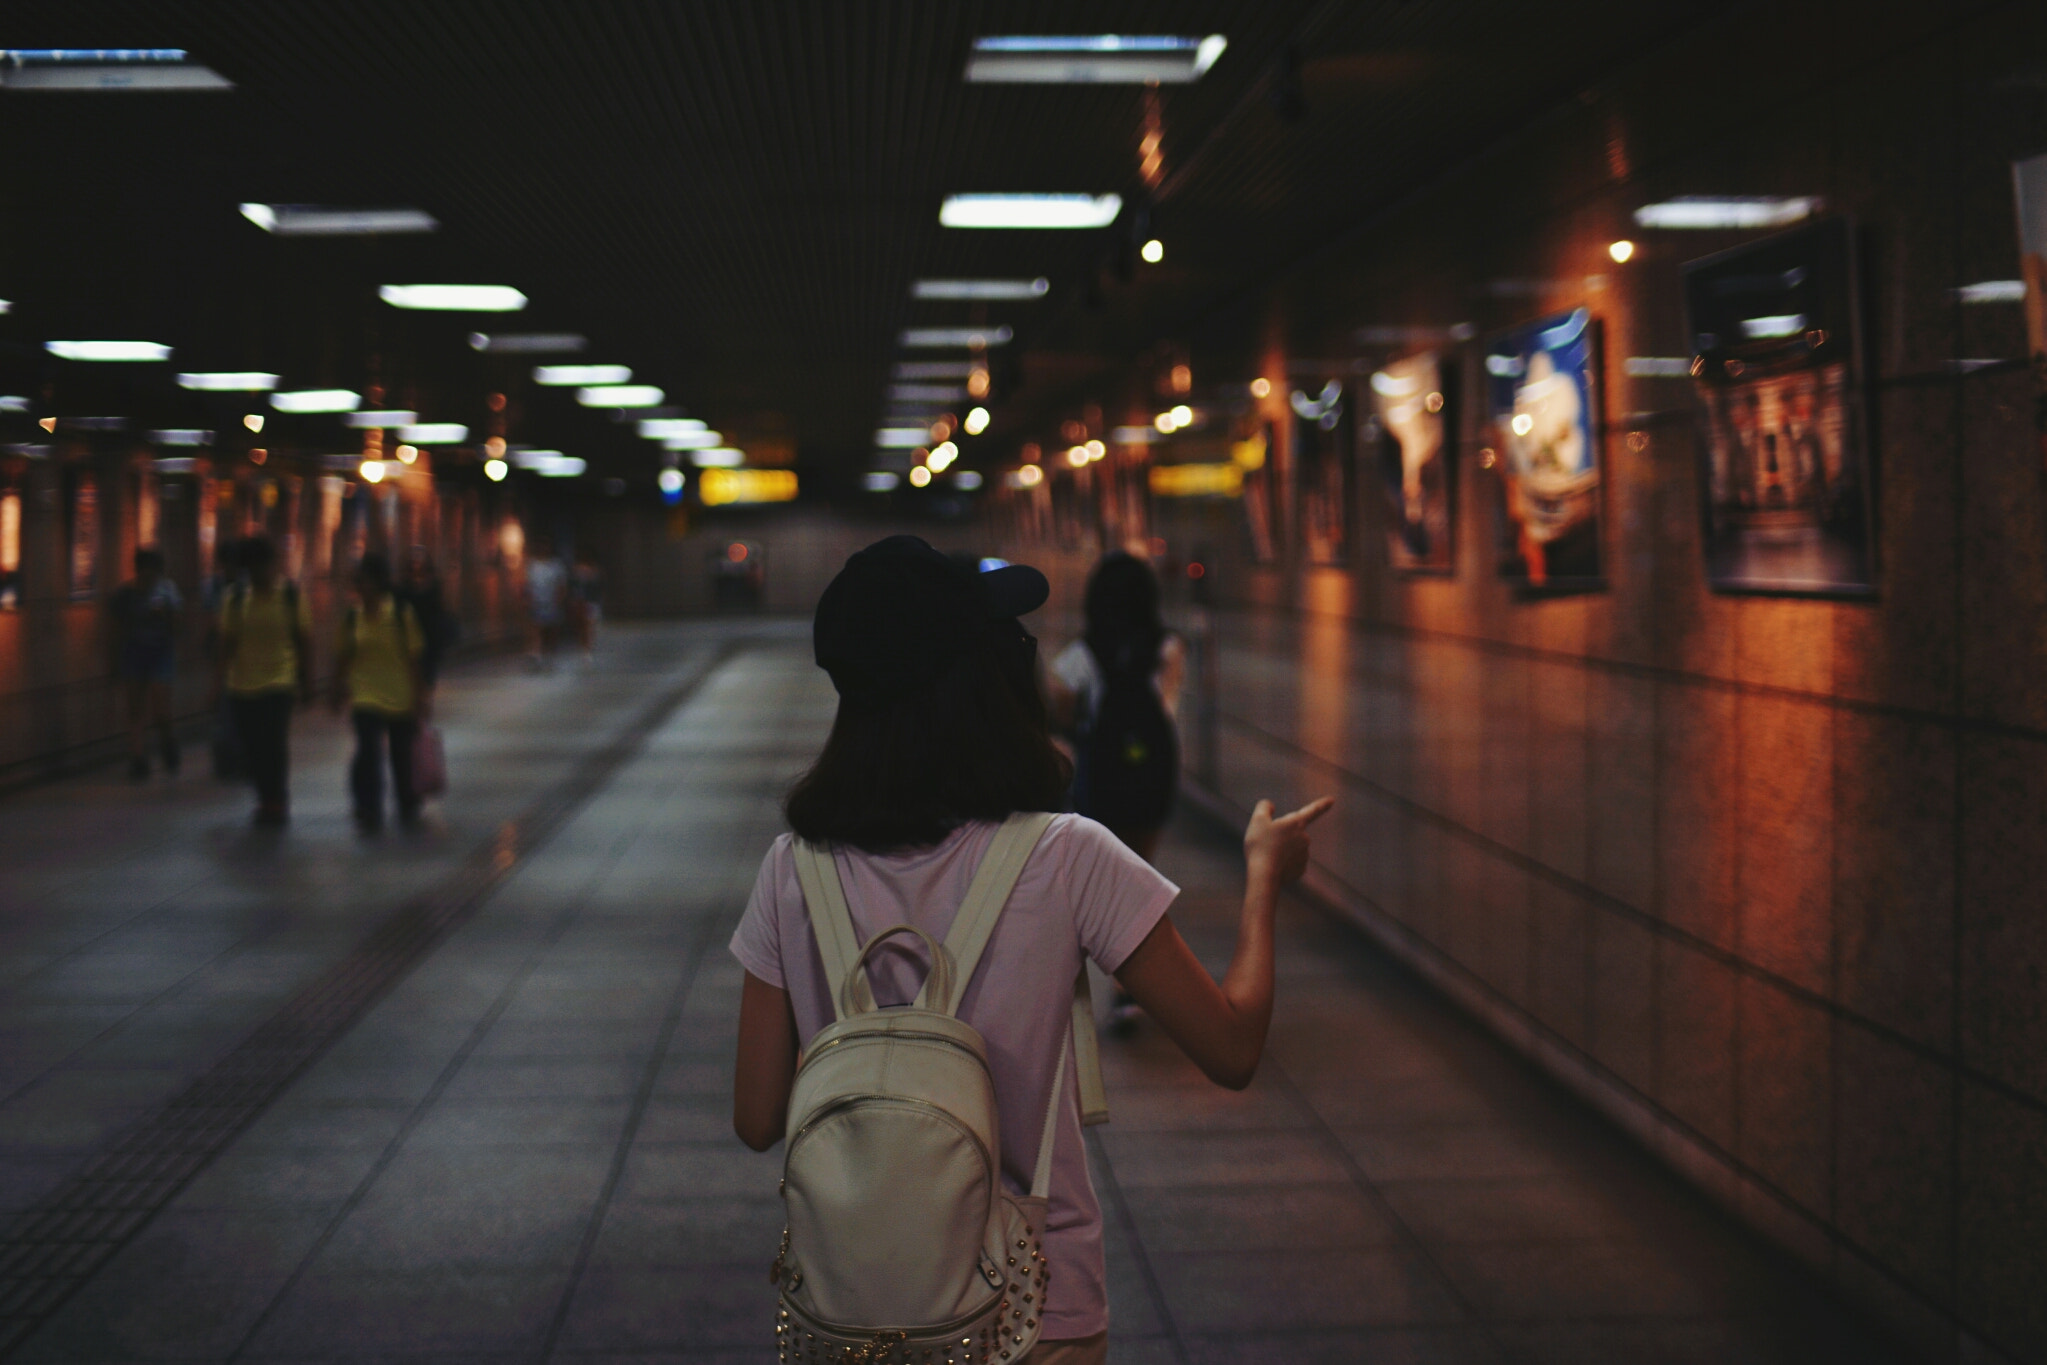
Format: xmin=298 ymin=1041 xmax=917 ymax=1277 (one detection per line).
xmin=729 ymin=535 xmax=1331 ymax=1361
xmin=216 ymin=536 xmax=312 ymax=826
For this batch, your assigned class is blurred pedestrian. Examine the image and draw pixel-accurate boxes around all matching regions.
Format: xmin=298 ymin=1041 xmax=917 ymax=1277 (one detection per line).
xmin=1047 ymin=552 xmax=1186 ymax=1032
xmin=216 ymin=536 xmax=311 ymax=827
xmin=108 ymin=546 xmax=182 ymax=779
xmin=570 ymin=549 xmax=603 ymax=659
xmin=396 ymin=545 xmax=454 ymax=687
xmin=331 ymin=551 xmax=426 ymax=833
xmin=525 ymin=535 xmax=568 ymax=669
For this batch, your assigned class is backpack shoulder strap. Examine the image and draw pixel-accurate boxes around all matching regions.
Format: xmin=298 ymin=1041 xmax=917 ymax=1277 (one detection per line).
xmin=1072 ymin=969 xmax=1108 ymax=1127
xmin=936 ymin=811 xmax=1055 ymax=1013
xmin=792 ymin=839 xmax=862 ymax=1024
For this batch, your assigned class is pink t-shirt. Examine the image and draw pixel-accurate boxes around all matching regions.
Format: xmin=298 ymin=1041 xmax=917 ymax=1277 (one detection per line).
xmin=728 ymin=814 xmax=1178 ymax=1340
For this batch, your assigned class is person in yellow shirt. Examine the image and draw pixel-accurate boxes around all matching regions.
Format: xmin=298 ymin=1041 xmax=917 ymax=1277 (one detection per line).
xmin=216 ymin=537 xmax=313 ymax=827
xmin=331 ymin=551 xmax=427 ymax=833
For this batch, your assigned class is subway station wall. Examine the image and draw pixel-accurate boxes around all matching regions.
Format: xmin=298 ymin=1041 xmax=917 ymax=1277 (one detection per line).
xmin=998 ymin=5 xmax=2047 ymax=1362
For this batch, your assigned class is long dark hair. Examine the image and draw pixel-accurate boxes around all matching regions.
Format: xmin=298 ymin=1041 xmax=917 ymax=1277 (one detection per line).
xmin=785 ymin=625 xmax=1071 ymax=853
xmin=1083 ymin=552 xmax=1163 ymax=677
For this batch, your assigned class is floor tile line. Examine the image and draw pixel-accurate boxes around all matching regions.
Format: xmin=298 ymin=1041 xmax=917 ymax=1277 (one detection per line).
xmin=1262 ymin=1050 xmax=1508 ymax=1351
xmin=219 ymin=702 xmax=711 ymax=1365
xmin=0 ymin=641 xmax=746 ymax=1361
xmin=534 ymin=906 xmax=731 ymax=1364
xmin=1084 ymin=1127 xmax=1190 ymax=1365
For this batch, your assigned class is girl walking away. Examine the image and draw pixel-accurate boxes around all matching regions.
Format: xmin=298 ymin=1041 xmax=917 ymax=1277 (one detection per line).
xmin=730 ymin=535 xmax=1330 ymax=1364
xmin=331 ymin=552 xmax=427 ymax=833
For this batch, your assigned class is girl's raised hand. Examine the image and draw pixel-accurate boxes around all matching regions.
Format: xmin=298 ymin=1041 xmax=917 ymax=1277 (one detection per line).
xmin=1243 ymin=796 xmax=1335 ymax=887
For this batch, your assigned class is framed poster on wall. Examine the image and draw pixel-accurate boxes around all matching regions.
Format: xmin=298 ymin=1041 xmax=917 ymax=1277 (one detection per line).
xmin=1292 ymin=380 xmax=1349 ymax=566
xmin=1684 ymin=216 xmax=1874 ymax=596
xmin=68 ymin=470 xmax=100 ymax=599
xmin=1371 ymin=352 xmax=1455 ymax=574
xmin=1484 ymin=307 xmax=1604 ymax=592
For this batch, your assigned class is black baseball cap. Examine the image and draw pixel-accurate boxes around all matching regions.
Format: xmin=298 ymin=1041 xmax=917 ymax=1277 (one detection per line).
xmin=814 ymin=535 xmax=1048 ymax=702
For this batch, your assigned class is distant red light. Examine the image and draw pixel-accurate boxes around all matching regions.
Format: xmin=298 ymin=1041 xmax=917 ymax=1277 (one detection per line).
xmin=727 ymin=542 xmax=749 ymax=563
xmin=1186 ymin=562 xmax=1205 ymax=579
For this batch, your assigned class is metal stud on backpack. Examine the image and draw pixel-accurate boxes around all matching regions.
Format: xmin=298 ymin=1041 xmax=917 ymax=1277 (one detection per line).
xmin=770 ymin=814 xmax=1101 ymax=1365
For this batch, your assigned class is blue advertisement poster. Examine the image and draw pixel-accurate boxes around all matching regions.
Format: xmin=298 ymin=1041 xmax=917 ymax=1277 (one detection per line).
xmin=1484 ymin=308 xmax=1604 ymax=592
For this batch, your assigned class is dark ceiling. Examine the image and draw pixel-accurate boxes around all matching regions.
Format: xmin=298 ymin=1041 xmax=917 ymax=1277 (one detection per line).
xmin=0 ymin=1 xmax=1711 ymax=486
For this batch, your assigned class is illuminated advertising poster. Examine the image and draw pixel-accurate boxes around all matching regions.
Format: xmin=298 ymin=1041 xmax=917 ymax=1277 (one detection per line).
xmin=69 ymin=472 xmax=101 ymax=599
xmin=1371 ymin=352 xmax=1454 ymax=574
xmin=1684 ymin=217 xmax=1873 ymax=595
xmin=1238 ymin=422 xmax=1278 ymax=565
xmin=1292 ymin=380 xmax=1349 ymax=566
xmin=1484 ymin=308 xmax=1603 ymax=591
xmin=2011 ymin=153 xmax=2047 ymax=459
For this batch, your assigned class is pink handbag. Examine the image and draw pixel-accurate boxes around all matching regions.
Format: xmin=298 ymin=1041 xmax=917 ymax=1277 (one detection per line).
xmin=411 ymin=724 xmax=447 ymax=797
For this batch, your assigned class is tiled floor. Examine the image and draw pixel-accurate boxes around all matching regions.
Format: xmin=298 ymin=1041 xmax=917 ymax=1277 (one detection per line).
xmin=0 ymin=623 xmax=1904 ymax=1363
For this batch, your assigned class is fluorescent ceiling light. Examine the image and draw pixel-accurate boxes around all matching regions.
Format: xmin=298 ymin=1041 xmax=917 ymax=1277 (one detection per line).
xmin=577 ymin=384 xmax=663 ymax=408
xmin=271 ymin=388 xmax=360 ymax=413
xmin=399 ymin=423 xmax=467 ymax=443
xmin=890 ymin=384 xmax=968 ymax=402
xmin=345 ymin=409 xmax=418 ymax=428
xmin=953 ymin=470 xmax=985 ymax=490
xmin=176 ymin=371 xmax=279 ymax=391
xmin=510 ymin=449 xmax=586 ymax=476
xmin=149 ymin=429 xmax=212 ymax=446
xmin=661 ymin=432 xmax=723 ymax=450
xmin=469 ymin=332 xmax=585 ymax=353
xmin=892 ymin=361 xmax=975 ymax=379
xmin=153 ymin=457 xmax=198 ymax=473
xmin=638 ymin=418 xmax=709 ymax=439
xmin=876 ymin=427 xmax=932 ymax=449
xmin=379 ymin=284 xmax=527 ymax=312
xmin=1954 ymin=279 xmax=2026 ymax=304
xmin=535 ymin=364 xmax=631 ymax=386
xmin=899 ymin=326 xmax=1014 ymax=348
xmin=45 ymin=340 xmax=170 ymax=361
xmin=0 ymin=50 xmax=232 ymax=91
xmin=0 ymin=300 xmax=10 ymax=314
xmin=240 ymin=203 xmax=437 ymax=236
xmin=940 ymin=194 xmax=1121 ymax=230
xmin=1110 ymin=425 xmax=1160 ymax=444
xmin=966 ymin=35 xmax=1226 ymax=84
xmin=1624 ymin=357 xmax=1695 ymax=378
xmin=912 ymin=277 xmax=1050 ymax=300
xmin=0 ymin=396 xmax=28 ymax=412
xmin=690 ymin=448 xmax=745 ymax=468
xmin=1740 ymin=314 xmax=1807 ymax=339
xmin=1632 ymin=196 xmax=1820 ymax=230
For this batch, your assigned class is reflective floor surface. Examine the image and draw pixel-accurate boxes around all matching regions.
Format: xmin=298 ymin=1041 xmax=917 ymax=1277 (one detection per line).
xmin=0 ymin=623 xmax=1903 ymax=1363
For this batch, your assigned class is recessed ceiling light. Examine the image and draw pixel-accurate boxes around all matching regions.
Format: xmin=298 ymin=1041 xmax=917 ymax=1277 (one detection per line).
xmin=399 ymin=423 xmax=468 ymax=443
xmin=939 ymin=195 xmax=1121 ymax=230
xmin=899 ymin=326 xmax=1014 ymax=348
xmin=240 ymin=204 xmax=437 ymax=236
xmin=344 ymin=409 xmax=418 ymax=428
xmin=638 ymin=418 xmax=708 ymax=439
xmin=690 ymin=448 xmax=745 ymax=468
xmin=965 ymin=35 xmax=1226 ymax=84
xmin=911 ymin=278 xmax=1050 ymax=300
xmin=578 ymin=384 xmax=663 ymax=408
xmin=45 ymin=340 xmax=170 ymax=361
xmin=379 ymin=284 xmax=527 ymax=312
xmin=270 ymin=389 xmax=360 ymax=413
xmin=176 ymin=371 xmax=279 ymax=391
xmin=535 ymin=364 xmax=631 ymax=386
xmin=1953 ymin=280 xmax=2026 ymax=304
xmin=469 ymin=332 xmax=586 ymax=353
xmin=0 ymin=49 xmax=232 ymax=91
xmin=0 ymin=396 xmax=28 ymax=412
xmin=1632 ymin=196 xmax=1820 ymax=230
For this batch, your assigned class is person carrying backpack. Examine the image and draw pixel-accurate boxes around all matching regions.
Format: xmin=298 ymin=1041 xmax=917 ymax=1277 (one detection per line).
xmin=331 ymin=551 xmax=427 ymax=833
xmin=215 ymin=536 xmax=312 ymax=827
xmin=729 ymin=535 xmax=1330 ymax=1364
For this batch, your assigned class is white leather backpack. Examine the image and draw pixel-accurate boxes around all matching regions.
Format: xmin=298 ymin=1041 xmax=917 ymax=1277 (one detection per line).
xmin=771 ymin=812 xmax=1107 ymax=1365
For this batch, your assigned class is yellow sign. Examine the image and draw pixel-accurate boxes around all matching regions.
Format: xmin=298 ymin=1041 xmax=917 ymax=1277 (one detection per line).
xmin=699 ymin=467 xmax=798 ymax=506
xmin=1150 ymin=462 xmax=1243 ymax=498
xmin=1230 ymin=433 xmax=1267 ymax=470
